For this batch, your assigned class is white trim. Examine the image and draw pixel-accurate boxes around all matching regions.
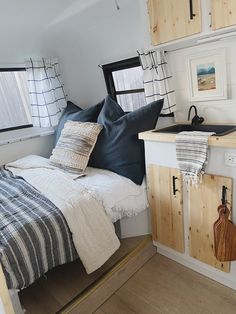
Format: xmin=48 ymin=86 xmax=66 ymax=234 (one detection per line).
xmin=154 ymin=242 xmax=236 ymax=290
xmin=0 ymin=127 xmax=54 ymax=146
xmin=197 ymin=31 xmax=236 ymax=43
xmin=0 ymin=63 xmax=25 ymax=68
xmin=145 ymin=26 xmax=236 ymax=54
xmin=186 ymin=49 xmax=227 ymax=102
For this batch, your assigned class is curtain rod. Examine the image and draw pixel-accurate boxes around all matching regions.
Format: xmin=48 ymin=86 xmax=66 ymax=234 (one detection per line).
xmin=98 ymin=55 xmax=138 ymax=68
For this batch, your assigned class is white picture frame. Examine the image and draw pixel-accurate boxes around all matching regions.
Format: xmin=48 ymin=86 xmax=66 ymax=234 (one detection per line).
xmin=187 ymin=49 xmax=227 ymax=102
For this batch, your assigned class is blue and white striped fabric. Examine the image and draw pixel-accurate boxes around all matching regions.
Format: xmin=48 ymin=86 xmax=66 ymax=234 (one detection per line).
xmin=138 ymin=50 xmax=176 ymax=115
xmin=0 ymin=167 xmax=77 ymax=289
xmin=25 ymin=58 xmax=67 ymax=128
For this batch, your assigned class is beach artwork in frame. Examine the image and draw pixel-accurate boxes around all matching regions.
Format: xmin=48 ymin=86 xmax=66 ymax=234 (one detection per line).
xmin=187 ymin=49 xmax=227 ymax=101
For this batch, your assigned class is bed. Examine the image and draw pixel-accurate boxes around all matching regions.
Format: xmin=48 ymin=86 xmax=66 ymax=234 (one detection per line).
xmin=0 ymin=95 xmax=163 ymax=314
xmin=0 ymin=154 xmax=148 ymax=291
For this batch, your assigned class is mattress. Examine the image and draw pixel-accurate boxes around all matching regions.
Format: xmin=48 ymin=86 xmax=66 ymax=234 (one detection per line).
xmin=3 ymin=155 xmax=148 ymax=288
xmin=4 ymin=155 xmax=121 ymax=289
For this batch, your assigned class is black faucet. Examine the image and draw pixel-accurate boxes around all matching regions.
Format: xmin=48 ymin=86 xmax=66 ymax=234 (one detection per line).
xmin=188 ymin=105 xmax=204 ymax=126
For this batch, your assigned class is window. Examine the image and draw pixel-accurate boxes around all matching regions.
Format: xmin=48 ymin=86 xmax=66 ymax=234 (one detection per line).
xmin=103 ymin=57 xmax=146 ymax=112
xmin=0 ymin=68 xmax=32 ymax=132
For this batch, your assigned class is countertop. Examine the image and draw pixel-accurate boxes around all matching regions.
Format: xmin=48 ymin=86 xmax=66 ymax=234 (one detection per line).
xmin=139 ymin=130 xmax=236 ymax=148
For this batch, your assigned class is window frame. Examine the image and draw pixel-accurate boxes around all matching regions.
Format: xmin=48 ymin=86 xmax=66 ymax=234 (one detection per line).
xmin=102 ymin=57 xmax=173 ymax=117
xmin=102 ymin=57 xmax=144 ymax=103
xmin=0 ymin=67 xmax=33 ymax=133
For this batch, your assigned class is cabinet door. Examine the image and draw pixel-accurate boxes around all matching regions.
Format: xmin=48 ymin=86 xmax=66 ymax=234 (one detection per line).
xmin=148 ymin=165 xmax=184 ymax=253
xmin=212 ymin=0 xmax=236 ymax=30
xmin=148 ymin=0 xmax=202 ymax=45
xmin=188 ymin=173 xmax=232 ymax=272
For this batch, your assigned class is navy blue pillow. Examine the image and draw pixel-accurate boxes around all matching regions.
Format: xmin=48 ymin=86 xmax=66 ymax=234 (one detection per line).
xmin=55 ymin=100 xmax=104 ymax=143
xmin=89 ymin=95 xmax=163 ymax=185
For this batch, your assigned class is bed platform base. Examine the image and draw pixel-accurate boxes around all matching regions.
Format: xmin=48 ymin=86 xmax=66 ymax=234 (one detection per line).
xmin=0 ymin=265 xmax=15 ymax=314
xmin=57 ymin=235 xmax=155 ymax=314
xmin=1 ymin=236 xmax=154 ymax=314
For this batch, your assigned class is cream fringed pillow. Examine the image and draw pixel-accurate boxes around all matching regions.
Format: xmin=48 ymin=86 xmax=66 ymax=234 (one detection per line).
xmin=50 ymin=121 xmax=103 ymax=173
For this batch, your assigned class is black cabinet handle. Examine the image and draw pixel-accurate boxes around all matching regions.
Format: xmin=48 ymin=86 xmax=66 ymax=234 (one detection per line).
xmin=221 ymin=185 xmax=227 ymax=205
xmin=172 ymin=176 xmax=178 ymax=196
xmin=189 ymin=0 xmax=196 ymax=20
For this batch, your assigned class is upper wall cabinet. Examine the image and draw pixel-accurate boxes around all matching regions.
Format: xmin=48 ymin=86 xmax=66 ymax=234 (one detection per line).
xmin=211 ymin=0 xmax=236 ymax=30
xmin=148 ymin=0 xmax=202 ymax=45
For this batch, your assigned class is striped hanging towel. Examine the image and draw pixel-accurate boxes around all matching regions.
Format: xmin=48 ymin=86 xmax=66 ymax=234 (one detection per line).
xmin=176 ymin=131 xmax=215 ymax=184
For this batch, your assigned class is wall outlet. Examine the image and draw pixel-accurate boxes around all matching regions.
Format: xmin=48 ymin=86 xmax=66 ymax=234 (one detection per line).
xmin=225 ymin=153 xmax=236 ymax=166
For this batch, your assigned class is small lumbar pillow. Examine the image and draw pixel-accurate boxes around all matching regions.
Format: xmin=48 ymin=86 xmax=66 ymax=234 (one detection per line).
xmin=55 ymin=100 xmax=104 ymax=143
xmin=51 ymin=120 xmax=103 ymax=173
xmin=89 ymin=95 xmax=163 ymax=185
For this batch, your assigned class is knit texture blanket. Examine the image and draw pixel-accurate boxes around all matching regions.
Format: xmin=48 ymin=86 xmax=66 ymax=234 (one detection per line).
xmin=176 ymin=131 xmax=214 ymax=184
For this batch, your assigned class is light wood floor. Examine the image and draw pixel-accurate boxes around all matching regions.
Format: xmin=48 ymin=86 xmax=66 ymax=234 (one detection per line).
xmin=95 ymin=254 xmax=236 ymax=314
xmin=19 ymin=236 xmax=145 ymax=314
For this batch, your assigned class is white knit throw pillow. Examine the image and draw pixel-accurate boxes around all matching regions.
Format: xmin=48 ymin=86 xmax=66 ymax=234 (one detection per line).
xmin=50 ymin=121 xmax=103 ymax=173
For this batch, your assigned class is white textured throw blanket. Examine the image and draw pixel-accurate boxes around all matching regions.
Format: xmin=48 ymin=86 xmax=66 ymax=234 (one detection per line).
xmin=176 ymin=131 xmax=214 ymax=184
xmin=6 ymin=155 xmax=120 ymax=274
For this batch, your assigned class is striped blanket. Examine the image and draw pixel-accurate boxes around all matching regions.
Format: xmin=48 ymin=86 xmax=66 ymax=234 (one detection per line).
xmin=176 ymin=131 xmax=214 ymax=184
xmin=0 ymin=168 xmax=77 ymax=290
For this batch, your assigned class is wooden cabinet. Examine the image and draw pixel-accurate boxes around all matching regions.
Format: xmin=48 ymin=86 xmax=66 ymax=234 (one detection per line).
xmin=148 ymin=0 xmax=202 ymax=45
xmin=147 ymin=162 xmax=233 ymax=272
xmin=148 ymin=164 xmax=184 ymax=253
xmin=212 ymin=0 xmax=236 ymax=30
xmin=140 ymin=132 xmax=236 ymax=287
xmin=188 ymin=173 xmax=232 ymax=273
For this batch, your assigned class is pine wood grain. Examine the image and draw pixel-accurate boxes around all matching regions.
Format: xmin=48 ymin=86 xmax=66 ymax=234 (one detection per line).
xmin=148 ymin=0 xmax=202 ymax=45
xmin=212 ymin=0 xmax=236 ymax=30
xmin=188 ymin=173 xmax=232 ymax=272
xmin=0 ymin=264 xmax=14 ymax=314
xmin=148 ymin=165 xmax=184 ymax=252
xmin=139 ymin=130 xmax=236 ymax=149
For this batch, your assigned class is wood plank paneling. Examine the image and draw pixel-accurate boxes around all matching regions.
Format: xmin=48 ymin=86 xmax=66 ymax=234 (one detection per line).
xmin=212 ymin=0 xmax=236 ymax=30
xmin=139 ymin=130 xmax=236 ymax=149
xmin=188 ymin=173 xmax=232 ymax=272
xmin=148 ymin=0 xmax=202 ymax=45
xmin=0 ymin=264 xmax=14 ymax=314
xmin=59 ymin=237 xmax=156 ymax=314
xmin=148 ymin=165 xmax=184 ymax=252
xmin=19 ymin=236 xmax=147 ymax=314
xmin=95 ymin=255 xmax=236 ymax=314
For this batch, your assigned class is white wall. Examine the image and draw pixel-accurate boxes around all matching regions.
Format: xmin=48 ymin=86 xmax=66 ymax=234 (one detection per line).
xmin=0 ymin=0 xmax=76 ymax=64
xmin=2 ymin=0 xmax=236 ymax=124
xmin=43 ymin=0 xmax=236 ymax=125
xmin=46 ymin=0 xmax=150 ymax=107
xmin=0 ymin=0 xmax=71 ymax=162
xmin=2 ymin=0 xmax=236 ymax=162
xmin=0 ymin=134 xmax=55 ymax=165
xmin=169 ymin=39 xmax=236 ymax=124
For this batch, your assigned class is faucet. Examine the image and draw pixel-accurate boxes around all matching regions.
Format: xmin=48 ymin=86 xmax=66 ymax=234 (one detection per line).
xmin=188 ymin=105 xmax=204 ymax=126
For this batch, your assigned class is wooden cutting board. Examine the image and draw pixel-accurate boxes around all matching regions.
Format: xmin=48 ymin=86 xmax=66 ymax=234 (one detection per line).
xmin=188 ymin=173 xmax=232 ymax=273
xmin=214 ymin=204 xmax=236 ymax=261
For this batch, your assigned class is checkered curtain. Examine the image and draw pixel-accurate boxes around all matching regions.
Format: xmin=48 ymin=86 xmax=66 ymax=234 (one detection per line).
xmin=138 ymin=50 xmax=176 ymax=115
xmin=25 ymin=58 xmax=67 ymax=127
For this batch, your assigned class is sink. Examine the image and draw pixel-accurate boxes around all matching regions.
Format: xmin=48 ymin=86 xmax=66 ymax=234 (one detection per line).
xmin=153 ymin=124 xmax=236 ymax=136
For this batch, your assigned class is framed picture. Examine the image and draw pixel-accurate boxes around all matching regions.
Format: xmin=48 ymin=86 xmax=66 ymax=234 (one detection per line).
xmin=187 ymin=49 xmax=227 ymax=101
